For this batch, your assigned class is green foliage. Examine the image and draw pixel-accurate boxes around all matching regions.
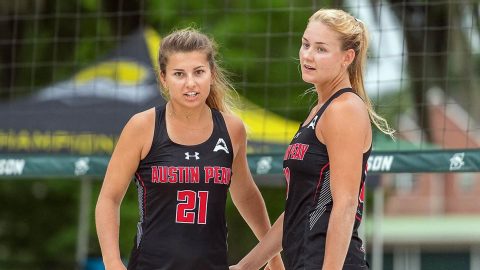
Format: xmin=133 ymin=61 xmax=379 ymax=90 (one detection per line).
xmin=82 ymin=0 xmax=100 ymax=12
xmin=372 ymin=88 xmax=413 ymax=133
xmin=142 ymin=0 xmax=324 ymax=121
xmin=0 ymin=180 xmax=78 ymax=269
xmin=88 ymin=181 xmax=139 ymax=258
xmin=226 ymin=186 xmax=286 ymax=264
xmin=8 ymin=0 xmax=116 ymax=98
xmin=3 ymin=0 xmax=339 ymax=113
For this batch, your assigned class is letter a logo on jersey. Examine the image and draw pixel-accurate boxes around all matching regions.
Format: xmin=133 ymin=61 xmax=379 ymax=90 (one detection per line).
xmin=307 ymin=116 xmax=318 ymax=130
xmin=213 ymin=138 xmax=229 ymax=153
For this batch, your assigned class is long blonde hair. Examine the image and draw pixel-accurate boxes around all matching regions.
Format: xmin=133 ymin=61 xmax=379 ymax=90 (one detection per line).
xmin=309 ymin=9 xmax=395 ymax=137
xmin=158 ymin=27 xmax=237 ymax=114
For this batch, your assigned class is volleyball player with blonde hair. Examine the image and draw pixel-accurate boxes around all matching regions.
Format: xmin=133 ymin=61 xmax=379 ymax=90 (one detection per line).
xmin=230 ymin=9 xmax=394 ymax=270
xmin=96 ymin=28 xmax=284 ymax=270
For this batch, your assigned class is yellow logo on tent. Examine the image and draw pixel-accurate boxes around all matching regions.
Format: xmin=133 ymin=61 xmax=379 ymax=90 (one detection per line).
xmin=144 ymin=27 xmax=161 ymax=72
xmin=235 ymin=99 xmax=300 ymax=145
xmin=74 ymin=61 xmax=149 ymax=86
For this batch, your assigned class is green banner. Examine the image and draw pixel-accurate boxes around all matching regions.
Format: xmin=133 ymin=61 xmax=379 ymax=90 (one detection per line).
xmin=248 ymin=149 xmax=480 ymax=175
xmin=0 ymin=155 xmax=109 ymax=179
xmin=0 ymin=149 xmax=479 ymax=179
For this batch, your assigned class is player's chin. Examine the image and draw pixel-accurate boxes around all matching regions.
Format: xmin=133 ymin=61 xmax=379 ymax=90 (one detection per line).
xmin=301 ymin=74 xmax=317 ymax=84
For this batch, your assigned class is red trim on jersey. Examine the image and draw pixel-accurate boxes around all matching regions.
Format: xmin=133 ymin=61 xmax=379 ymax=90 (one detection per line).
xmin=355 ymin=163 xmax=368 ymax=222
xmin=313 ymin=162 xmax=330 ymax=202
xmin=135 ymin=172 xmax=147 ymax=219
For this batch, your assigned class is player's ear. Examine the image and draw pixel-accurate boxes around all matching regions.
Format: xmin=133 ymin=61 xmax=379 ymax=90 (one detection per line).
xmin=159 ymin=71 xmax=167 ymax=88
xmin=343 ymin=48 xmax=355 ymax=67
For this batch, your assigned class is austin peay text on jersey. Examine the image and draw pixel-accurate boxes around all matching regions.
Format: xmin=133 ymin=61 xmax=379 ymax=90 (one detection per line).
xmin=150 ymin=166 xmax=231 ymax=185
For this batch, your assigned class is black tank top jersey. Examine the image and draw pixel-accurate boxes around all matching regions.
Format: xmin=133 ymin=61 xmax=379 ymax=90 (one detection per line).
xmin=128 ymin=105 xmax=234 ymax=270
xmin=282 ymin=88 xmax=371 ymax=270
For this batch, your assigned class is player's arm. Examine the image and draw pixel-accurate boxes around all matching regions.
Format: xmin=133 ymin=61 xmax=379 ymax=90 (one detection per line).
xmin=95 ymin=109 xmax=153 ymax=270
xmin=224 ymin=114 xmax=284 ymax=270
xmin=319 ymin=95 xmax=369 ymax=270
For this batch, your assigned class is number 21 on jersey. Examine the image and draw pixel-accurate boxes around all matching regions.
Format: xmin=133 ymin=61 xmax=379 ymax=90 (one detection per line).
xmin=176 ymin=190 xmax=209 ymax=224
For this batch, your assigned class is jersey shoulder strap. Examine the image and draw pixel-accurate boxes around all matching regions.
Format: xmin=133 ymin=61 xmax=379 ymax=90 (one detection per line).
xmin=315 ymin=88 xmax=354 ymax=119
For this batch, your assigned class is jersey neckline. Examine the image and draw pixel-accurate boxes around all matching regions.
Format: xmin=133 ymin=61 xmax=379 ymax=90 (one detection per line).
xmin=163 ymin=105 xmax=217 ymax=148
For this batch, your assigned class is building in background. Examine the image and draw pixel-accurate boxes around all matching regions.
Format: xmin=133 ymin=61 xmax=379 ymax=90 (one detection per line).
xmin=370 ymin=88 xmax=480 ymax=270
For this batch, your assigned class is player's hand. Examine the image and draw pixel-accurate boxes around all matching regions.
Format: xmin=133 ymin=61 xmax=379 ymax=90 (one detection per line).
xmin=265 ymin=255 xmax=284 ymax=270
xmin=104 ymin=260 xmax=127 ymax=270
xmin=229 ymin=265 xmax=242 ymax=270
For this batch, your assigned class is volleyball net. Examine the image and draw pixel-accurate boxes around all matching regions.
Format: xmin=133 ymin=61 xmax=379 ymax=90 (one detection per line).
xmin=1 ymin=1 xmax=480 ymax=270
xmin=0 ymin=0 xmax=479 ymax=177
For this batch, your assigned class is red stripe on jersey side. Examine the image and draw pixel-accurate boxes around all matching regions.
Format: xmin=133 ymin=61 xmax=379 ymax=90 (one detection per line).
xmin=135 ymin=172 xmax=147 ymax=219
xmin=313 ymin=162 xmax=330 ymax=202
xmin=356 ymin=163 xmax=368 ymax=222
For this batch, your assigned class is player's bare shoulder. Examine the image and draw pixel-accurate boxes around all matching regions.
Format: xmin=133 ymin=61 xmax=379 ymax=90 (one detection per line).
xmin=121 ymin=107 xmax=156 ymax=159
xmin=320 ymin=92 xmax=370 ymax=145
xmin=220 ymin=112 xmax=247 ymax=149
xmin=325 ymin=92 xmax=369 ymax=124
xmin=124 ymin=107 xmax=155 ymax=134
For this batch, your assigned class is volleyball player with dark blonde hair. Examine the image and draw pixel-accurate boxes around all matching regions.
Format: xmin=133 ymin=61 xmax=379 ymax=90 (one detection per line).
xmin=230 ymin=9 xmax=394 ymax=270
xmin=96 ymin=28 xmax=284 ymax=270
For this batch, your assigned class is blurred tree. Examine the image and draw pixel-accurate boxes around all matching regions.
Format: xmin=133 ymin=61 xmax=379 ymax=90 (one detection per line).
xmin=371 ymin=0 xmax=480 ymax=141
xmin=0 ymin=180 xmax=78 ymax=269
xmin=449 ymin=2 xmax=480 ymax=122
xmin=101 ymin=0 xmax=146 ymax=36
xmin=0 ymin=0 xmax=117 ymax=100
xmin=141 ymin=0 xmax=346 ymax=120
xmin=0 ymin=0 xmax=44 ymax=100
